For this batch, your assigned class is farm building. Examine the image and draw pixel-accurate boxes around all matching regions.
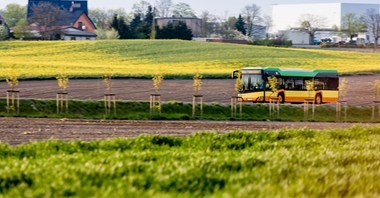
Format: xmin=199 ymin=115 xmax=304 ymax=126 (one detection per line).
xmin=271 ymin=3 xmax=380 ymax=44
xmin=27 ymin=0 xmax=96 ymax=40
xmin=155 ymin=17 xmax=202 ymax=37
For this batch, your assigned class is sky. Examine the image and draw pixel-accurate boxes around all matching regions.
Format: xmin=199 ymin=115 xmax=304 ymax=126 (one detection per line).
xmin=1 ymin=0 xmax=380 ymax=17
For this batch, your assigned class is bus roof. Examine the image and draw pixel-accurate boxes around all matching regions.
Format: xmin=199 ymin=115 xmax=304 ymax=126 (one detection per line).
xmin=241 ymin=67 xmax=338 ymax=78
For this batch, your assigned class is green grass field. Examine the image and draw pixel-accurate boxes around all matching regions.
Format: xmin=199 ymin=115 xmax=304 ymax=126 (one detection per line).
xmin=0 ymin=99 xmax=378 ymax=122
xmin=1 ymin=40 xmax=380 ymax=79
xmin=0 ymin=127 xmax=380 ymax=197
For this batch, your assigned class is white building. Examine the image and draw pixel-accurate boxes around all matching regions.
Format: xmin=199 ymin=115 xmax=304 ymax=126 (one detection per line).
xmin=271 ymin=3 xmax=380 ymax=44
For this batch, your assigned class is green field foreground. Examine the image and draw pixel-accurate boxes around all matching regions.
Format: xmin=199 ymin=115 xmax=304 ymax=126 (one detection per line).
xmin=0 ymin=127 xmax=380 ymax=197
xmin=1 ymin=40 xmax=380 ymax=79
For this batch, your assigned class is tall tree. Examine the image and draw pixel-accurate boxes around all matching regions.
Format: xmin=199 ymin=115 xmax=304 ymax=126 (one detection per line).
xmin=117 ymin=17 xmax=131 ymax=39
xmin=13 ymin=19 xmax=32 ymax=39
xmin=2 ymin=3 xmax=26 ymax=27
xmin=89 ymin=8 xmax=113 ymax=30
xmin=155 ymin=0 xmax=172 ymax=17
xmin=363 ymin=9 xmax=380 ymax=48
xmin=140 ymin=5 xmax=154 ymax=38
xmin=172 ymin=3 xmax=196 ymax=17
xmin=156 ymin=21 xmax=192 ymax=40
xmin=130 ymin=13 xmax=142 ymax=38
xmin=298 ymin=14 xmax=326 ymax=45
xmin=0 ymin=24 xmax=9 ymax=40
xmin=199 ymin=11 xmax=212 ymax=37
xmin=341 ymin=13 xmax=366 ymax=41
xmin=28 ymin=2 xmax=68 ymax=40
xmin=235 ymin=14 xmax=246 ymax=35
xmin=242 ymin=3 xmax=262 ymax=37
xmin=132 ymin=0 xmax=151 ymax=18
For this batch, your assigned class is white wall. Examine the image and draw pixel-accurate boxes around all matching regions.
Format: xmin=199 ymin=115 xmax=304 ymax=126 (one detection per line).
xmin=271 ymin=3 xmax=341 ymax=33
xmin=272 ymin=3 xmax=380 ymax=33
xmin=63 ymin=36 xmax=96 ymax=40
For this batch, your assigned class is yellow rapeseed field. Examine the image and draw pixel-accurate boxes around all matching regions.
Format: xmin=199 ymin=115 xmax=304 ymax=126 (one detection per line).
xmin=0 ymin=40 xmax=379 ymax=79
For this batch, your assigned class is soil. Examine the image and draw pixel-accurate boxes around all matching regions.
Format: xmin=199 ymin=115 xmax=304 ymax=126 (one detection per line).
xmin=0 ymin=74 xmax=379 ymax=146
xmin=1 ymin=118 xmax=379 ymax=146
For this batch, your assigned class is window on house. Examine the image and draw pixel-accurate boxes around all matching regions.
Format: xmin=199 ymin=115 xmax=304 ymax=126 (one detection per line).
xmin=78 ymin=22 xmax=83 ymax=30
xmin=71 ymin=37 xmax=76 ymax=40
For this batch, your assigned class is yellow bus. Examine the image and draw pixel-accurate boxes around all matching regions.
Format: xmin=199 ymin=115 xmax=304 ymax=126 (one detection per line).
xmin=232 ymin=67 xmax=339 ymax=104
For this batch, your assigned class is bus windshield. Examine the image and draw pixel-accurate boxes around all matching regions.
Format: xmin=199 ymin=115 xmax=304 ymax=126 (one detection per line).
xmin=242 ymin=74 xmax=264 ymax=92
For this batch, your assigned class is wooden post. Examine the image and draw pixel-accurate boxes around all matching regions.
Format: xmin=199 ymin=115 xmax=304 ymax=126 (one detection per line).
xmin=269 ymin=96 xmax=280 ymax=118
xmin=150 ymin=93 xmax=161 ymax=116
xmin=6 ymin=90 xmax=20 ymax=114
xmin=104 ymin=93 xmax=116 ymax=116
xmin=56 ymin=92 xmax=69 ymax=113
xmin=192 ymin=94 xmax=203 ymax=118
xmin=231 ymin=96 xmax=242 ymax=118
xmin=304 ymin=98 xmax=315 ymax=120
xmin=336 ymin=100 xmax=347 ymax=122
xmin=372 ymin=101 xmax=380 ymax=120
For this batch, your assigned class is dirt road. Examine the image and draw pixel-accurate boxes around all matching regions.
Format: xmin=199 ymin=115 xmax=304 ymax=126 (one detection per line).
xmin=0 ymin=117 xmax=379 ymax=145
xmin=0 ymin=74 xmax=378 ymax=105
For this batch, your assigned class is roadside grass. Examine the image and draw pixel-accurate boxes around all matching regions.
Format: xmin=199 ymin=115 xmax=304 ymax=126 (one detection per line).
xmin=0 ymin=99 xmax=378 ymax=122
xmin=1 ymin=40 xmax=380 ymax=79
xmin=0 ymin=127 xmax=380 ymax=197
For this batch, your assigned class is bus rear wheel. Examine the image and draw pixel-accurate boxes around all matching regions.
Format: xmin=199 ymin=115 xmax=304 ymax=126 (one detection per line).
xmin=277 ymin=93 xmax=285 ymax=103
xmin=315 ymin=94 xmax=322 ymax=104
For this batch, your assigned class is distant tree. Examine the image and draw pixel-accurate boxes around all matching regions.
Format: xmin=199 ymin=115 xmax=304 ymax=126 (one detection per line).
xmin=155 ymin=0 xmax=172 ymax=17
xmin=225 ymin=16 xmax=237 ymax=30
xmin=298 ymin=14 xmax=326 ymax=45
xmin=130 ymin=13 xmax=144 ymax=38
xmin=235 ymin=14 xmax=246 ymax=35
xmin=139 ymin=5 xmax=154 ymax=39
xmin=362 ymin=9 xmax=380 ymax=48
xmin=199 ymin=11 xmax=212 ymax=37
xmin=95 ymin=28 xmax=120 ymax=40
xmin=242 ymin=3 xmax=262 ymax=37
xmin=13 ymin=19 xmax=32 ymax=39
xmin=111 ymin=14 xmax=132 ymax=39
xmin=118 ymin=17 xmax=132 ymax=39
xmin=341 ymin=13 xmax=366 ymax=41
xmin=111 ymin=14 xmax=119 ymax=30
xmin=89 ymin=8 xmax=112 ymax=30
xmin=156 ymin=21 xmax=192 ymax=40
xmin=263 ymin=15 xmax=272 ymax=38
xmin=172 ymin=3 xmax=196 ymax=17
xmin=132 ymin=0 xmax=151 ymax=18
xmin=2 ymin=3 xmax=26 ymax=27
xmin=28 ymin=2 xmax=68 ymax=40
xmin=0 ymin=25 xmax=9 ymax=40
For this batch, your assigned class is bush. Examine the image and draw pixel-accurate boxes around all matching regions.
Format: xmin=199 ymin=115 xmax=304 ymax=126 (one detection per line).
xmin=250 ymin=39 xmax=292 ymax=47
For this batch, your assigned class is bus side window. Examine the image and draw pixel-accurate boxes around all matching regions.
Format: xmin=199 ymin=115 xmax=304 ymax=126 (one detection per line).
xmin=285 ymin=79 xmax=294 ymax=90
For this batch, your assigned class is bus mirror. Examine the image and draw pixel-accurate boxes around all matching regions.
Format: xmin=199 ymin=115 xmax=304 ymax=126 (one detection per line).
xmin=232 ymin=70 xmax=239 ymax=79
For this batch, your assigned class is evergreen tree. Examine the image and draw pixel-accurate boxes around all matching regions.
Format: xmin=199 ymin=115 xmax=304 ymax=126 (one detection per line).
xmin=139 ymin=5 xmax=154 ymax=39
xmin=235 ymin=14 xmax=246 ymax=35
xmin=174 ymin=21 xmax=193 ymax=40
xmin=0 ymin=25 xmax=9 ymax=40
xmin=156 ymin=21 xmax=192 ymax=40
xmin=117 ymin=17 xmax=132 ymax=39
xmin=111 ymin=14 xmax=119 ymax=30
xmin=130 ymin=13 xmax=142 ymax=38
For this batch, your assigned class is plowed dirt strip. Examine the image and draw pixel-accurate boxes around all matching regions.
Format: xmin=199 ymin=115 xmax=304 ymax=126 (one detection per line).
xmin=0 ymin=117 xmax=378 ymax=146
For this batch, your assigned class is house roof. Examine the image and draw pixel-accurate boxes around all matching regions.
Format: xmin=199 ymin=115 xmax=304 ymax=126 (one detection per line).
xmin=60 ymin=27 xmax=96 ymax=37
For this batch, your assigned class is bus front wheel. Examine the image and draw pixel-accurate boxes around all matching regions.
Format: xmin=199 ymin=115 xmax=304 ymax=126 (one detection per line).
xmin=315 ymin=94 xmax=322 ymax=104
